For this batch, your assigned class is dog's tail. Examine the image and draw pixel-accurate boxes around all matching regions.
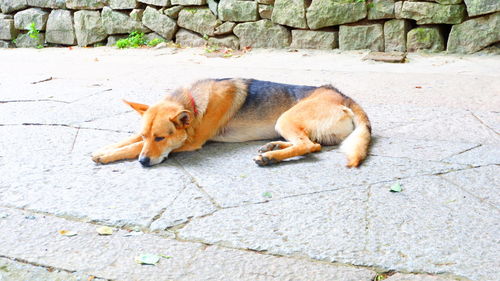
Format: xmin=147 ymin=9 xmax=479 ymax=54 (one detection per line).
xmin=340 ymin=97 xmax=371 ymax=168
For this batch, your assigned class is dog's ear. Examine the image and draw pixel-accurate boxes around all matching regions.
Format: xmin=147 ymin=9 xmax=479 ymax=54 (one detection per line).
xmin=122 ymin=100 xmax=149 ymax=115
xmin=170 ymin=110 xmax=192 ymax=129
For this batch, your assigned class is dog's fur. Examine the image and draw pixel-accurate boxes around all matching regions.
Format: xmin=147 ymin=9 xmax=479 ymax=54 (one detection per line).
xmin=92 ymin=78 xmax=371 ymax=167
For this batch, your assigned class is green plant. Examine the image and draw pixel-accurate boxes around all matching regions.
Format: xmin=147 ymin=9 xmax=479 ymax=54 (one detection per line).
xmin=116 ymin=31 xmax=147 ymax=49
xmin=147 ymin=38 xmax=165 ymax=47
xmin=27 ymin=22 xmax=40 ymax=39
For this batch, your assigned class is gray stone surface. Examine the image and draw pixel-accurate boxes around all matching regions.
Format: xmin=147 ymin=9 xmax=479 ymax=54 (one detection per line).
xmin=177 ymin=7 xmax=219 ymax=36
xmin=339 ymin=24 xmax=384 ymax=51
xmin=14 ymin=32 xmax=45 ymax=47
xmin=306 ymin=0 xmax=367 ymax=29
xmin=164 ymin=5 xmax=183 ymax=18
xmin=441 ymin=165 xmax=500 ymax=207
xmin=0 ymin=0 xmax=27 ymax=14
xmin=447 ymin=12 xmax=500 ymax=54
xmin=0 ymin=39 xmax=14 ymax=47
xmin=129 ymin=8 xmax=144 ymax=21
xmin=66 ymin=0 xmax=108 ymax=9
xmin=102 ymin=6 xmax=150 ymax=35
xmin=171 ymin=0 xmax=206 ymax=5
xmin=291 ymin=30 xmax=338 ymax=50
xmin=74 ymin=10 xmax=107 ymax=47
xmin=175 ymin=28 xmax=205 ymax=47
xmin=407 ymin=26 xmax=445 ymax=53
xmin=213 ymin=21 xmax=235 ymax=35
xmin=271 ymin=0 xmax=307 ymax=29
xmin=400 ymin=1 xmax=466 ymax=24
xmin=46 ymin=9 xmax=76 ymax=45
xmin=110 ymin=0 xmax=138 ymax=9
xmin=218 ymin=0 xmax=258 ymax=22
xmin=138 ymin=0 xmax=171 ymax=6
xmin=363 ymin=176 xmax=499 ymax=281
xmin=142 ymin=6 xmax=177 ymax=40
xmin=14 ymin=8 xmax=49 ymax=31
xmin=0 ymin=207 xmax=378 ymax=280
xmin=464 ymin=0 xmax=500 ymax=16
xmin=384 ymin=19 xmax=411 ymax=52
xmin=368 ymin=0 xmax=395 ymax=20
xmin=107 ymin=34 xmax=127 ymax=46
xmin=0 ymin=18 xmax=18 ymax=40
xmin=207 ymin=0 xmax=218 ymax=16
xmin=233 ymin=19 xmax=290 ymax=48
xmin=207 ymin=34 xmax=239 ymax=49
xmin=26 ymin=0 xmax=66 ymax=9
xmin=0 ymin=257 xmax=105 ymax=281
xmin=258 ymin=3 xmax=273 ymax=19
xmin=0 ymin=48 xmax=499 ymax=281
xmin=175 ymin=142 xmax=465 ymax=207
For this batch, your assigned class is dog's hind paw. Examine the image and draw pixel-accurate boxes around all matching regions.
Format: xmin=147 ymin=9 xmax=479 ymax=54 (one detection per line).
xmin=253 ymin=155 xmax=278 ymax=166
xmin=258 ymin=141 xmax=291 ymax=153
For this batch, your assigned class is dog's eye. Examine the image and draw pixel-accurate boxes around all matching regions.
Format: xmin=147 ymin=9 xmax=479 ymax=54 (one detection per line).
xmin=154 ymin=136 xmax=165 ymax=142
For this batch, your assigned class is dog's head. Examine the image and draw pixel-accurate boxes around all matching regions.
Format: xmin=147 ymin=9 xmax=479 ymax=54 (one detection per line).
xmin=124 ymin=100 xmax=192 ymax=167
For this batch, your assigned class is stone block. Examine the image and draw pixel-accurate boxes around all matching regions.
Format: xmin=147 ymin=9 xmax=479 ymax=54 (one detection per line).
xmin=110 ymin=0 xmax=138 ymax=9
xmin=464 ymin=0 xmax=500 ymax=16
xmin=171 ymin=0 xmax=206 ymax=5
xmin=214 ymin=21 xmax=235 ymax=35
xmin=447 ymin=12 xmax=500 ymax=54
xmin=368 ymin=0 xmax=395 ymax=20
xmin=233 ymin=19 xmax=290 ymax=48
xmin=14 ymin=32 xmax=45 ymax=48
xmin=14 ymin=8 xmax=49 ymax=31
xmin=218 ymin=0 xmax=258 ymax=22
xmin=26 ymin=0 xmax=66 ymax=9
xmin=207 ymin=0 xmax=218 ymax=16
xmin=407 ymin=26 xmax=445 ymax=53
xmin=102 ymin=6 xmax=150 ymax=35
xmin=46 ymin=9 xmax=76 ymax=45
xmin=339 ymin=24 xmax=384 ymax=51
xmin=0 ymin=39 xmax=15 ymax=47
xmin=208 ymin=34 xmax=239 ymax=49
xmin=400 ymin=1 xmax=466 ymax=24
xmin=142 ymin=6 xmax=177 ymax=40
xmin=164 ymin=6 xmax=183 ymax=18
xmin=138 ymin=0 xmax=171 ymax=6
xmin=175 ymin=28 xmax=205 ymax=47
xmin=66 ymin=0 xmax=109 ymax=9
xmin=290 ymin=30 xmax=338 ymax=50
xmin=384 ymin=19 xmax=411 ymax=52
xmin=177 ymin=7 xmax=219 ymax=36
xmin=258 ymin=4 xmax=273 ymax=19
xmin=306 ymin=0 xmax=367 ymax=30
xmin=271 ymin=0 xmax=307 ymax=29
xmin=1 ymin=0 xmax=27 ymax=14
xmin=74 ymin=10 xmax=107 ymax=47
xmin=0 ymin=18 xmax=18 ymax=40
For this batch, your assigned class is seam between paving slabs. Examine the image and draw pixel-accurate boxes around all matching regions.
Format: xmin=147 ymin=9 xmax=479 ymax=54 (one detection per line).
xmin=0 ymin=205 xmax=471 ymax=281
xmin=469 ymin=111 xmax=500 ymax=136
xmin=0 ymin=123 xmax=134 ymax=134
xmin=439 ymin=144 xmax=483 ymax=162
xmin=0 ymin=255 xmax=111 ymax=281
xmin=439 ymin=173 xmax=500 ymax=211
xmin=0 ymin=99 xmax=70 ymax=104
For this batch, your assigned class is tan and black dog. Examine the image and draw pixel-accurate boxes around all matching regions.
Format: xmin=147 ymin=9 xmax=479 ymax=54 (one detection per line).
xmin=92 ymin=78 xmax=371 ymax=167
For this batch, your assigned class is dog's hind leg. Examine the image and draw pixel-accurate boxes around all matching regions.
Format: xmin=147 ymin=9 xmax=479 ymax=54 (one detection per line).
xmin=92 ymin=141 xmax=143 ymax=164
xmin=258 ymin=141 xmax=293 ymax=153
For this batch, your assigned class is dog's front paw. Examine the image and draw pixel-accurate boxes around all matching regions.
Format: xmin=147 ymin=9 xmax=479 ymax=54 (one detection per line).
xmin=253 ymin=154 xmax=278 ymax=166
xmin=91 ymin=150 xmax=109 ymax=164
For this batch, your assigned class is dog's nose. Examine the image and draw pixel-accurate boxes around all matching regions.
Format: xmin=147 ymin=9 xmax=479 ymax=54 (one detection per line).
xmin=138 ymin=156 xmax=151 ymax=167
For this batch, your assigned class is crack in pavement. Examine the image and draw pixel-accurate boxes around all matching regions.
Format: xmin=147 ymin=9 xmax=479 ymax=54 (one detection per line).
xmin=469 ymin=111 xmax=499 ymax=136
xmin=439 ymin=144 xmax=483 ymax=162
xmin=0 ymin=99 xmax=69 ymax=104
xmin=0 ymin=255 xmax=111 ymax=281
xmin=0 ymin=123 xmax=134 ymax=134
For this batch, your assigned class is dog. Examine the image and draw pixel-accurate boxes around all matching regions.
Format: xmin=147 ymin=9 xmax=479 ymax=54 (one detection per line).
xmin=92 ymin=78 xmax=371 ymax=167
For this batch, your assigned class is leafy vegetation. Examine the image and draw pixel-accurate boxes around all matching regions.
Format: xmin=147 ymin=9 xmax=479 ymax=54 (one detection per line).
xmin=116 ymin=31 xmax=166 ymax=49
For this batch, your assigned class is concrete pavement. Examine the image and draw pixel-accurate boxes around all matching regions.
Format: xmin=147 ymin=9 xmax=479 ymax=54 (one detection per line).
xmin=0 ymin=47 xmax=499 ymax=281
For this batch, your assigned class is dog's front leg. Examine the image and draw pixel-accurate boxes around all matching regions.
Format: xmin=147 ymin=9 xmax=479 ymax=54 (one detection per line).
xmin=92 ymin=141 xmax=143 ymax=164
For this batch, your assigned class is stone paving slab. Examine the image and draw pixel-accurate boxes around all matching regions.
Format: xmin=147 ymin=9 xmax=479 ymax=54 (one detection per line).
xmin=0 ymin=126 xmax=195 ymax=227
xmin=0 ymin=207 xmax=377 ymax=281
xmin=174 ymin=142 xmax=466 ymax=208
xmin=363 ymin=176 xmax=499 ymax=281
xmin=443 ymin=144 xmax=500 ymax=166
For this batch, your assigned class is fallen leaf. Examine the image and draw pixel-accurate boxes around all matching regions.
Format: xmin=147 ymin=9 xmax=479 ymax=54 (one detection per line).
xmin=262 ymin=192 xmax=272 ymax=198
xmin=135 ymin=254 xmax=160 ymax=265
xmin=415 ymin=86 xmax=422 ymax=89
xmin=58 ymin=230 xmax=78 ymax=236
xmin=390 ymin=183 xmax=403 ymax=193
xmin=159 ymin=254 xmax=173 ymax=259
xmin=96 ymin=226 xmax=113 ymax=235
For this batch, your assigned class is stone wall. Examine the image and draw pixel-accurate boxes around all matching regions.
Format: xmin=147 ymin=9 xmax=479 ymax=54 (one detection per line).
xmin=0 ymin=0 xmax=499 ymax=53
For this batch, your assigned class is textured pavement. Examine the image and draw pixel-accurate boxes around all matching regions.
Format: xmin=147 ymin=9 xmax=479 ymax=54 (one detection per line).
xmin=0 ymin=47 xmax=499 ymax=281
